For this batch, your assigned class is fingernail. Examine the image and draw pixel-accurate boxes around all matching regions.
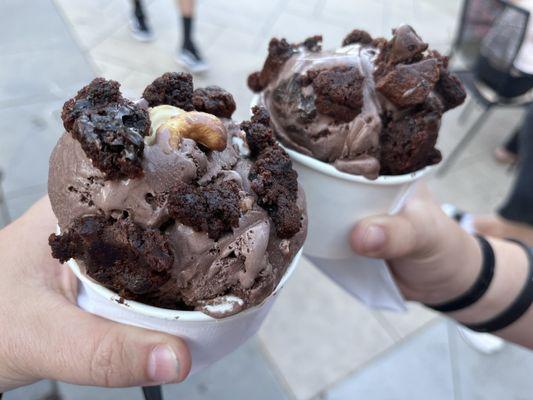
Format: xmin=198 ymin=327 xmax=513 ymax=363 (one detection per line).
xmin=148 ymin=345 xmax=180 ymax=383
xmin=363 ymin=225 xmax=386 ymax=253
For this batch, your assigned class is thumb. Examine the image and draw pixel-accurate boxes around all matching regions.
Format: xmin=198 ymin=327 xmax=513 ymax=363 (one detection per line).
xmin=19 ymin=299 xmax=191 ymax=387
xmin=350 ymin=213 xmax=424 ymax=260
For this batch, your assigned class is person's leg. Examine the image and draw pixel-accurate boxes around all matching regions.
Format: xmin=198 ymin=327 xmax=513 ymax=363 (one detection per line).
xmin=494 ymin=127 xmax=520 ymax=164
xmin=129 ymin=0 xmax=154 ymax=42
xmin=474 ymin=104 xmax=533 ymax=245
xmin=504 ymin=128 xmax=520 ymax=154
xmin=175 ymin=0 xmax=209 ymax=72
xmin=498 ymin=104 xmax=533 ymax=226
xmin=178 ymin=0 xmax=196 ymax=54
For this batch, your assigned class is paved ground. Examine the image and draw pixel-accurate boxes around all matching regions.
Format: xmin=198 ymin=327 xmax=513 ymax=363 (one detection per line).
xmin=2 ymin=0 xmax=533 ymax=399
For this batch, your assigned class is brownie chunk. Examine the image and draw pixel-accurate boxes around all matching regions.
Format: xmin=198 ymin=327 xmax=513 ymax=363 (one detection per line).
xmin=249 ymin=146 xmax=301 ymax=238
xmin=240 ymin=106 xmax=276 ymax=157
xmin=247 ymin=38 xmax=296 ymax=93
xmin=307 ymin=65 xmax=365 ymax=122
xmin=435 ymin=70 xmax=466 ymax=111
xmin=143 ymin=72 xmax=194 ymax=110
xmin=376 ymin=59 xmax=440 ymax=108
xmin=386 ymin=25 xmax=428 ymax=65
xmin=301 ymin=35 xmax=323 ymax=52
xmin=61 ymin=78 xmax=150 ymax=180
xmin=49 ymin=215 xmax=174 ymax=297
xmin=167 ymin=180 xmax=241 ymax=240
xmin=380 ymin=103 xmax=442 ymax=175
xmin=192 ymin=86 xmax=236 ymax=119
xmin=342 ymin=29 xmax=373 ymax=46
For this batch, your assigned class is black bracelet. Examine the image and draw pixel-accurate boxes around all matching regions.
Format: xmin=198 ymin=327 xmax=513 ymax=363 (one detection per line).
xmin=426 ymin=235 xmax=495 ymax=312
xmin=465 ymin=239 xmax=533 ymax=333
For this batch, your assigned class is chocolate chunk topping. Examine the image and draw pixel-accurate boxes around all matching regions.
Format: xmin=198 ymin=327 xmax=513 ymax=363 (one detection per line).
xmin=143 ymin=72 xmax=194 ymax=110
xmin=247 ymin=72 xmax=263 ymax=93
xmin=192 ymin=86 xmax=236 ymax=119
xmin=49 ymin=215 xmax=173 ymax=297
xmin=249 ymin=146 xmax=301 ymax=238
xmin=376 ymin=59 xmax=440 ymax=108
xmin=241 ymin=107 xmax=302 ymax=238
xmin=387 ymin=25 xmax=428 ymax=64
xmin=240 ymin=106 xmax=276 ymax=156
xmin=167 ymin=180 xmax=241 ymax=240
xmin=307 ymin=65 xmax=364 ymax=122
xmin=247 ymin=38 xmax=296 ymax=93
xmin=380 ymin=102 xmax=442 ymax=175
xmin=301 ymin=35 xmax=323 ymax=52
xmin=342 ymin=29 xmax=373 ymax=46
xmin=435 ymin=70 xmax=466 ymax=111
xmin=61 ymin=78 xmax=150 ymax=180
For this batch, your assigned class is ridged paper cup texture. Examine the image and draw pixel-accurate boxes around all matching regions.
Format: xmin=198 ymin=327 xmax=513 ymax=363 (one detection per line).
xmin=284 ymin=146 xmax=434 ymax=260
xmin=67 ymin=249 xmax=302 ymax=374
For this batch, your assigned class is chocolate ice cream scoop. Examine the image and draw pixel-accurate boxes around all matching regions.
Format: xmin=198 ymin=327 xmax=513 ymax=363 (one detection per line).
xmin=248 ymin=25 xmax=466 ymax=179
xmin=48 ymin=74 xmax=307 ymax=317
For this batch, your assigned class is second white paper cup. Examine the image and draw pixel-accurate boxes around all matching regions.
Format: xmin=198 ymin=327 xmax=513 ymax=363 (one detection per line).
xmin=284 ymin=146 xmax=434 ymax=260
xmin=67 ymin=249 xmax=302 ymax=374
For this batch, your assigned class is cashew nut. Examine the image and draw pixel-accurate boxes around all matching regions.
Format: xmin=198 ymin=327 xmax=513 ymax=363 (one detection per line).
xmin=148 ymin=105 xmax=227 ymax=151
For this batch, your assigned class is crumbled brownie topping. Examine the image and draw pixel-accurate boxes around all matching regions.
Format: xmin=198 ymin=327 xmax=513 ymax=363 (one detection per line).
xmin=143 ymin=72 xmax=194 ymax=110
xmin=240 ymin=107 xmax=302 ymax=238
xmin=192 ymin=86 xmax=236 ymax=119
xmin=306 ymin=65 xmax=365 ymax=122
xmin=372 ymin=37 xmax=388 ymax=50
xmin=301 ymin=35 xmax=323 ymax=52
xmin=249 ymin=146 xmax=301 ymax=238
xmin=379 ymin=103 xmax=442 ymax=175
xmin=247 ymin=38 xmax=296 ymax=93
xmin=342 ymin=29 xmax=373 ymax=46
xmin=49 ymin=215 xmax=173 ymax=297
xmin=383 ymin=25 xmax=428 ymax=65
xmin=247 ymin=72 xmax=263 ymax=93
xmin=376 ymin=59 xmax=440 ymax=108
xmin=167 ymin=180 xmax=241 ymax=240
xmin=240 ymin=106 xmax=276 ymax=156
xmin=61 ymin=78 xmax=150 ymax=180
xmin=435 ymin=70 xmax=466 ymax=111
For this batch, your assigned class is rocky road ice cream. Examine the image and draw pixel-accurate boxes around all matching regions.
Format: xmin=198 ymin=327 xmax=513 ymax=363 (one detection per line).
xmin=248 ymin=25 xmax=466 ymax=179
xmin=48 ymin=73 xmax=307 ymax=317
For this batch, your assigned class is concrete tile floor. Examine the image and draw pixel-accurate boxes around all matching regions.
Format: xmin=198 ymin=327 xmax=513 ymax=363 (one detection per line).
xmin=1 ymin=0 xmax=532 ymax=399
xmin=321 ymin=321 xmax=455 ymax=400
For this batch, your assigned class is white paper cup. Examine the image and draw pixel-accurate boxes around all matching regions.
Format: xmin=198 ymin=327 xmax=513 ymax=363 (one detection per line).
xmin=284 ymin=146 xmax=434 ymax=260
xmin=67 ymin=249 xmax=302 ymax=374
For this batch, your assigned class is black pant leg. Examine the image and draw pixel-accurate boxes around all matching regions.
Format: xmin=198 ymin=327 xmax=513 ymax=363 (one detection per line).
xmin=499 ymin=103 xmax=533 ymax=226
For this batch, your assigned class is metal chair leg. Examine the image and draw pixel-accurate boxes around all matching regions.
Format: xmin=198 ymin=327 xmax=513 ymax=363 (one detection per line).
xmin=458 ymin=97 xmax=476 ymax=124
xmin=437 ymin=106 xmax=493 ymax=177
xmin=143 ymin=385 xmax=163 ymax=400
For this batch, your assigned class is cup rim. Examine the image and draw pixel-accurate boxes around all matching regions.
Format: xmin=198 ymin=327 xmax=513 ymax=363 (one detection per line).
xmin=67 ymin=248 xmax=303 ymax=323
xmin=283 ymin=145 xmax=435 ymax=185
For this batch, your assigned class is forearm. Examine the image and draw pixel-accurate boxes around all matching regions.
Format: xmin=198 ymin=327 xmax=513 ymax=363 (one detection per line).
xmin=428 ymin=237 xmax=532 ymax=348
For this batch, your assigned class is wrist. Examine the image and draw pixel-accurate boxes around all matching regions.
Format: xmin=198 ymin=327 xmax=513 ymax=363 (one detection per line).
xmin=450 ymin=239 xmax=529 ymax=324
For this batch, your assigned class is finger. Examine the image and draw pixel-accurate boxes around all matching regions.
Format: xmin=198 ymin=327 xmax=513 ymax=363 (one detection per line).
xmin=350 ymin=213 xmax=422 ymax=260
xmin=19 ymin=299 xmax=191 ymax=387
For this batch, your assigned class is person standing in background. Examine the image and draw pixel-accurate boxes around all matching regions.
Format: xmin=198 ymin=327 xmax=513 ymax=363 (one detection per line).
xmin=470 ymin=0 xmax=533 ymax=245
xmin=129 ymin=0 xmax=209 ymax=73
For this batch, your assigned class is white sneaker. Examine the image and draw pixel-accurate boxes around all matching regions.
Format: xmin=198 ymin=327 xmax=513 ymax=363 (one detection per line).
xmin=129 ymin=17 xmax=155 ymax=42
xmin=176 ymin=48 xmax=209 ymax=74
xmin=458 ymin=326 xmax=505 ymax=354
xmin=441 ymin=203 xmax=476 ymax=234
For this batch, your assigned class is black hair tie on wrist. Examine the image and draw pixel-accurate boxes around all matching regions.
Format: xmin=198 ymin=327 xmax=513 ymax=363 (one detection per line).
xmin=426 ymin=235 xmax=495 ymax=312
xmin=465 ymin=239 xmax=533 ymax=333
